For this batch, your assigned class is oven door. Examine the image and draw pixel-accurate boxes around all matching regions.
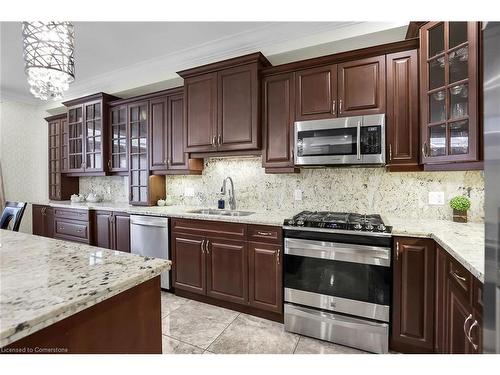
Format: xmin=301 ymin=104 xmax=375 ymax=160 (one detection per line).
xmin=284 ymin=238 xmax=391 ymax=322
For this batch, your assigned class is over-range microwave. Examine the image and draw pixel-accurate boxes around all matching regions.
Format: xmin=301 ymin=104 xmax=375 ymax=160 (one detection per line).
xmin=294 ymin=114 xmax=386 ymax=166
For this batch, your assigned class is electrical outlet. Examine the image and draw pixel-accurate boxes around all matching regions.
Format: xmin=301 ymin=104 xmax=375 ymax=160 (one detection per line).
xmin=428 ymin=191 xmax=445 ymax=205
xmin=184 ymin=187 xmax=195 ymax=197
xmin=294 ymin=189 xmax=303 ymax=201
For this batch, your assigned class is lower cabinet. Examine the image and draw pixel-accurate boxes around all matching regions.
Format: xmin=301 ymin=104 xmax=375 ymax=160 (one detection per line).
xmin=32 ymin=204 xmax=54 ymax=238
xmin=53 ymin=208 xmax=91 ymax=244
xmin=391 ymin=238 xmax=483 ymax=354
xmin=171 ymin=219 xmax=283 ymax=319
xmin=92 ymin=210 xmax=130 ymax=252
xmin=391 ymin=237 xmax=436 ymax=353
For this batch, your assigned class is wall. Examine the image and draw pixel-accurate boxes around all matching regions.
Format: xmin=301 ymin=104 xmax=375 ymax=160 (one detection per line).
xmin=0 ymin=100 xmax=48 ymax=233
xmin=164 ymin=157 xmax=485 ymax=222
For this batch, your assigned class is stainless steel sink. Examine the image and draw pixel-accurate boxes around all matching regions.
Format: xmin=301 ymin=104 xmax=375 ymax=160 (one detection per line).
xmin=187 ymin=208 xmax=254 ymax=217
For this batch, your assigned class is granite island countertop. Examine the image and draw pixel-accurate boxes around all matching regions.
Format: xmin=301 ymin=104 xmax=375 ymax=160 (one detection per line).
xmin=0 ymin=229 xmax=170 ymax=347
xmin=36 ymin=201 xmax=485 ymax=282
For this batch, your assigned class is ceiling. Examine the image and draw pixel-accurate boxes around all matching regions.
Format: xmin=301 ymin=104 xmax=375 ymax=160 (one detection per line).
xmin=0 ymin=21 xmax=407 ymax=108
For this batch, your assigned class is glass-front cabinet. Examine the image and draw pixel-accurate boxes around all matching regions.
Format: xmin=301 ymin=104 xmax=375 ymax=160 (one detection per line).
xmin=128 ymin=102 xmax=150 ymax=205
xmin=67 ymin=104 xmax=84 ymax=172
xmin=420 ymin=22 xmax=479 ymax=164
xmin=109 ymin=104 xmax=128 ymax=173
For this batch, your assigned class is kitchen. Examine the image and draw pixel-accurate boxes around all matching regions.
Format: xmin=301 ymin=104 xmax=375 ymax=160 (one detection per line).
xmin=0 ymin=6 xmax=499 ymax=371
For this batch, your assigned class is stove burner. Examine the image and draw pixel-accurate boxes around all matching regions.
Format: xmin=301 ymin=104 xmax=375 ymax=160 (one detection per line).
xmin=284 ymin=211 xmax=392 ymax=233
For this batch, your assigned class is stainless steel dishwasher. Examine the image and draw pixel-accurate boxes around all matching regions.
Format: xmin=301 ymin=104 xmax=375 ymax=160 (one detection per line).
xmin=130 ymin=215 xmax=170 ymax=290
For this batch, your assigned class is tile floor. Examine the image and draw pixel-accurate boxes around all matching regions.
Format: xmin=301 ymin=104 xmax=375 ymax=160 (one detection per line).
xmin=160 ymin=291 xmax=367 ymax=354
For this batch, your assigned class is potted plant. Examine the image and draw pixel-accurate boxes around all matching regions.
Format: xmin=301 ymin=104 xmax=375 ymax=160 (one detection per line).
xmin=449 ymin=195 xmax=471 ymax=223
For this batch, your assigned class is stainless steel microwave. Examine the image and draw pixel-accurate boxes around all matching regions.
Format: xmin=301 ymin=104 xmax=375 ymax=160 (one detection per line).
xmin=294 ymin=114 xmax=386 ymax=166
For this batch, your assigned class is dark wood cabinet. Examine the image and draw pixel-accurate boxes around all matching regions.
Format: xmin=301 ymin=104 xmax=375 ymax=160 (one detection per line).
xmin=420 ymin=22 xmax=480 ymax=167
xmin=149 ymin=96 xmax=168 ymax=171
xmin=391 ymin=237 xmax=436 ymax=353
xmin=108 ymin=104 xmax=128 ymax=173
xmin=262 ymin=72 xmax=298 ymax=173
xmin=337 ymin=55 xmax=386 ymax=116
xmin=248 ymin=241 xmax=282 ymax=313
xmin=32 ymin=204 xmax=54 ymax=238
xmin=171 ymin=232 xmax=206 ymax=295
xmin=206 ymin=238 xmax=248 ymax=305
xmin=446 ymin=276 xmax=475 ymax=353
xmin=386 ymin=49 xmax=421 ymax=171
xmin=171 ymin=219 xmax=283 ymax=320
xmin=295 ymin=65 xmax=337 ymax=121
xmin=63 ymin=93 xmax=119 ymax=175
xmin=52 ymin=208 xmax=91 ymax=244
xmin=179 ymin=53 xmax=270 ymax=154
xmin=183 ymin=72 xmax=218 ymax=152
xmin=93 ymin=210 xmax=130 ymax=253
xmin=45 ymin=115 xmax=78 ymax=200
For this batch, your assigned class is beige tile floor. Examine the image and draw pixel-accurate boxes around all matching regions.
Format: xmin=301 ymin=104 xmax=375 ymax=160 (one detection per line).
xmin=160 ymin=291 xmax=367 ymax=354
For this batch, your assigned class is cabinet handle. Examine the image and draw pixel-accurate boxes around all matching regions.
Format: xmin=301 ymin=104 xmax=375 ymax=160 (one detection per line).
xmin=339 ymin=99 xmax=343 ymax=114
xmin=200 ymin=239 xmax=205 ymax=253
xmin=389 ymin=144 xmax=392 ymax=161
xmin=108 ymin=160 xmax=111 ymax=169
xmin=77 ymin=229 xmax=83 ymax=233
xmin=257 ymin=231 xmax=273 ymax=236
xmin=41 ymin=207 xmax=46 ymax=216
xmin=422 ymin=142 xmax=429 ymax=158
xmin=167 ymin=158 xmax=171 ymax=165
xmin=451 ymin=270 xmax=467 ymax=283
xmin=332 ymin=100 xmax=336 ymax=114
xmin=206 ymin=240 xmax=210 ymax=255
xmin=163 ymin=159 xmax=167 ymax=165
xmin=217 ymin=134 xmax=221 ymax=147
xmin=277 ymin=249 xmax=281 ymax=265
xmin=463 ymin=314 xmax=473 ymax=338
xmin=396 ymin=242 xmax=400 ymax=261
xmin=212 ymin=135 xmax=216 ymax=148
xmin=467 ymin=320 xmax=479 ymax=350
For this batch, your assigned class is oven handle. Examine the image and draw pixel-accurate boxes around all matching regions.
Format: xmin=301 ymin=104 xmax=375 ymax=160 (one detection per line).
xmin=356 ymin=120 xmax=361 ymax=160
xmin=284 ymin=238 xmax=391 ymax=267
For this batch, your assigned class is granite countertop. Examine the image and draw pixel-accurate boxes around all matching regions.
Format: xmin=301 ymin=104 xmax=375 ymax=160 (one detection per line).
xmin=37 ymin=200 xmax=485 ymax=282
xmin=385 ymin=216 xmax=484 ymax=282
xmin=0 ymin=230 xmax=170 ymax=348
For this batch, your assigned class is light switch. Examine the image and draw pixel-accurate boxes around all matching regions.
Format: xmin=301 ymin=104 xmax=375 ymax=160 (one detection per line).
xmin=294 ymin=189 xmax=303 ymax=201
xmin=428 ymin=191 xmax=445 ymax=205
xmin=184 ymin=187 xmax=195 ymax=197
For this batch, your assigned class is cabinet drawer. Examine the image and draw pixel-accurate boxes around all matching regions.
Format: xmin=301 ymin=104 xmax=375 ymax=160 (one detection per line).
xmin=447 ymin=256 xmax=473 ymax=301
xmin=54 ymin=219 xmax=89 ymax=243
xmin=53 ymin=208 xmax=89 ymax=222
xmin=247 ymin=225 xmax=282 ymax=244
xmin=171 ymin=218 xmax=246 ymax=240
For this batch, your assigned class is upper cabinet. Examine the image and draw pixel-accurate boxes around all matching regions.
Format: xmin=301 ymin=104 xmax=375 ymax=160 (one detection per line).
xmin=63 ymin=93 xmax=119 ymax=176
xmin=179 ymin=53 xmax=271 ymax=154
xmin=295 ymin=65 xmax=337 ymax=121
xmin=386 ymin=49 xmax=421 ymax=171
xmin=338 ymin=56 xmax=386 ymax=116
xmin=108 ymin=104 xmax=128 ymax=173
xmin=45 ymin=115 xmax=79 ymax=200
xmin=420 ymin=22 xmax=480 ymax=166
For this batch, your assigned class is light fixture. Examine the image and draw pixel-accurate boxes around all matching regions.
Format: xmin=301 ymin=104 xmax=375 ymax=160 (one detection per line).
xmin=22 ymin=21 xmax=75 ymax=101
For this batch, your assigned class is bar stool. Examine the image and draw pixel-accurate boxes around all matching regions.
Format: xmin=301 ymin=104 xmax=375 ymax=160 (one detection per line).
xmin=0 ymin=201 xmax=27 ymax=232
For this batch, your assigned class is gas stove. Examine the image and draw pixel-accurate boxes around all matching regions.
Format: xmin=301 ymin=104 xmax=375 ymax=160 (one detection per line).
xmin=283 ymin=211 xmax=392 ymax=234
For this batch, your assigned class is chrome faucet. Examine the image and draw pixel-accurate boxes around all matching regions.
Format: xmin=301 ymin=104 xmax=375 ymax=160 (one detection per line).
xmin=221 ymin=177 xmax=236 ymax=210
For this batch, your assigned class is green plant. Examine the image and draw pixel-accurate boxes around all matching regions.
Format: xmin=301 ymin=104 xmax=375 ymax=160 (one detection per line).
xmin=449 ymin=195 xmax=471 ymax=212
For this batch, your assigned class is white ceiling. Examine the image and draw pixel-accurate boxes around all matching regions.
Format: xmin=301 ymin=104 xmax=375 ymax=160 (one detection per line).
xmin=0 ymin=21 xmax=407 ymax=108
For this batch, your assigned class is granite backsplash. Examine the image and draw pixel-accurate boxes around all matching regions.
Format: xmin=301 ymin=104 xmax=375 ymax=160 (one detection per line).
xmin=79 ymin=157 xmax=485 ymax=222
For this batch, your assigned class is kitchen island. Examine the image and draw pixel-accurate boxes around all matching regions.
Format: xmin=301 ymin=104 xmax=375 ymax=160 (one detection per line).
xmin=0 ymin=229 xmax=170 ymax=353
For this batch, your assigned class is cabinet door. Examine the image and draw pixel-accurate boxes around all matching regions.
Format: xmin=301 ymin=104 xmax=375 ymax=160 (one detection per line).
xmin=206 ymin=237 xmax=248 ymax=305
xmin=128 ymin=102 xmax=150 ymax=205
xmin=149 ymin=96 xmax=168 ymax=171
xmin=48 ymin=119 xmax=62 ymax=200
xmin=67 ymin=105 xmax=85 ymax=173
xmin=446 ymin=280 xmax=474 ymax=353
xmin=386 ymin=50 xmax=420 ymax=170
xmin=113 ymin=212 xmax=130 ymax=253
xmin=94 ymin=211 xmax=112 ymax=249
xmin=32 ymin=205 xmax=46 ymax=236
xmin=262 ymin=72 xmax=295 ymax=169
xmin=295 ymin=65 xmax=337 ymax=121
xmin=167 ymin=94 xmax=188 ymax=171
xmin=172 ymin=233 xmax=206 ymax=295
xmin=420 ymin=22 xmax=479 ymax=164
xmin=184 ymin=72 xmax=217 ymax=152
xmin=391 ymin=237 xmax=435 ymax=353
xmin=434 ymin=246 xmax=448 ymax=353
xmin=248 ymin=242 xmax=282 ymax=313
xmin=61 ymin=116 xmax=69 ymax=173
xmin=338 ymin=56 xmax=386 ymax=116
xmin=83 ymin=100 xmax=104 ymax=172
xmin=217 ymin=64 xmax=259 ymax=151
xmin=109 ymin=105 xmax=128 ymax=173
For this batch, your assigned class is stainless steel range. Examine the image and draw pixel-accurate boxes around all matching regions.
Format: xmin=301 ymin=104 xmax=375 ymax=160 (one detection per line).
xmin=283 ymin=211 xmax=392 ymax=354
